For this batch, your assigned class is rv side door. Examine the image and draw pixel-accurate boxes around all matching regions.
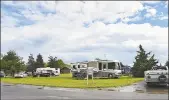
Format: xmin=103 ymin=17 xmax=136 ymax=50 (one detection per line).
xmin=102 ymin=63 xmax=108 ymax=77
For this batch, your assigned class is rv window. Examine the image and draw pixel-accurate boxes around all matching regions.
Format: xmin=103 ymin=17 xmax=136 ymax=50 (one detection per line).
xmin=73 ymin=65 xmax=76 ymax=69
xmin=47 ymin=70 xmax=52 ymax=73
xmin=108 ymin=62 xmax=115 ymax=69
xmin=81 ymin=65 xmax=85 ymax=68
xmin=99 ymin=63 xmax=102 ymax=70
xmin=103 ymin=64 xmax=106 ymax=69
xmin=118 ymin=63 xmax=121 ymax=70
xmin=78 ymin=65 xmax=80 ymax=68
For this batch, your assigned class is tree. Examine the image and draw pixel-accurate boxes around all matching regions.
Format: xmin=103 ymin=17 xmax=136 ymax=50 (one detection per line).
xmin=47 ymin=56 xmax=66 ymax=69
xmin=44 ymin=62 xmax=48 ymax=67
xmin=35 ymin=53 xmax=44 ymax=69
xmin=47 ymin=56 xmax=58 ymax=68
xmin=132 ymin=45 xmax=158 ymax=77
xmin=57 ymin=59 xmax=65 ymax=68
xmin=1 ymin=50 xmax=26 ymax=76
xmin=26 ymin=54 xmax=35 ymax=72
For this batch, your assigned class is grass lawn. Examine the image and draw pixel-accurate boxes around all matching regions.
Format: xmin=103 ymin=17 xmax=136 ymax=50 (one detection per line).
xmin=1 ymin=74 xmax=144 ymax=89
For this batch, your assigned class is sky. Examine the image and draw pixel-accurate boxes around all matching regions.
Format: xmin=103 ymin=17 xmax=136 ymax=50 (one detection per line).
xmin=1 ymin=1 xmax=168 ymax=66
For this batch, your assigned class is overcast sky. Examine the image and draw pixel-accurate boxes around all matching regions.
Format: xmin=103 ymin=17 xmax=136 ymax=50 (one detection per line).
xmin=1 ymin=1 xmax=168 ymax=66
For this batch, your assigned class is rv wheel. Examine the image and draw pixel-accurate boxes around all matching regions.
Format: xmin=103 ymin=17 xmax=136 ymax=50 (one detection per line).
xmin=108 ymin=74 xmax=114 ymax=79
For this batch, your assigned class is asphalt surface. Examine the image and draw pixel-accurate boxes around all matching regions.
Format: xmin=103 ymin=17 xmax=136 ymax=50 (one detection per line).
xmin=1 ymin=82 xmax=168 ymax=100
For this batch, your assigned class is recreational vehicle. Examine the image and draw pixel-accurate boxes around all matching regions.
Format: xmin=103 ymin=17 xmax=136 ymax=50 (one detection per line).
xmin=71 ymin=60 xmax=122 ymax=79
xmin=34 ymin=67 xmax=60 ymax=77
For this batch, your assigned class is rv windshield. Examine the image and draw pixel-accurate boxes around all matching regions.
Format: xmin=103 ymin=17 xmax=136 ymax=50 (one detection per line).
xmin=108 ymin=62 xmax=115 ymax=69
xmin=152 ymin=66 xmax=168 ymax=70
xmin=73 ymin=65 xmax=76 ymax=69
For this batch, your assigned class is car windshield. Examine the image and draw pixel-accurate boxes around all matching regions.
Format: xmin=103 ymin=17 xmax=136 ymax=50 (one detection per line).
xmin=152 ymin=66 xmax=167 ymax=70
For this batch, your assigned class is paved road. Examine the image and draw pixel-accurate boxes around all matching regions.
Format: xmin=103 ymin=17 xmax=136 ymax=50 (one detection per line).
xmin=1 ymin=83 xmax=168 ymax=100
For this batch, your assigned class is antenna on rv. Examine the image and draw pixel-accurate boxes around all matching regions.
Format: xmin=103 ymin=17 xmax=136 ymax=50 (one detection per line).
xmin=104 ymin=54 xmax=107 ymax=60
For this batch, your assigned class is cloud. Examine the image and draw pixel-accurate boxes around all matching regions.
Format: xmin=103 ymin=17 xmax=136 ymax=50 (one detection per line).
xmin=1 ymin=1 xmax=168 ymax=65
xmin=144 ymin=7 xmax=157 ymax=18
xmin=159 ymin=16 xmax=168 ymax=20
xmin=141 ymin=1 xmax=161 ymax=4
xmin=165 ymin=1 xmax=168 ymax=8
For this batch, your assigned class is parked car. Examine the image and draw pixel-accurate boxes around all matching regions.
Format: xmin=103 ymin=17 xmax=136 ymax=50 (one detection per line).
xmin=144 ymin=66 xmax=168 ymax=86
xmin=0 ymin=71 xmax=5 ymax=77
xmin=14 ymin=72 xmax=27 ymax=78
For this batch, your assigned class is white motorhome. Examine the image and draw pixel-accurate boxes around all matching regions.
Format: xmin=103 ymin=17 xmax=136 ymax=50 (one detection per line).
xmin=71 ymin=60 xmax=122 ymax=79
xmin=87 ymin=60 xmax=122 ymax=78
xmin=35 ymin=67 xmax=60 ymax=77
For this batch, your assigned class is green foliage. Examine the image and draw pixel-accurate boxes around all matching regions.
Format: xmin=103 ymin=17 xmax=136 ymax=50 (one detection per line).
xmin=47 ymin=56 xmax=58 ymax=68
xmin=44 ymin=62 xmax=48 ymax=67
xmin=47 ymin=56 xmax=65 ymax=68
xmin=132 ymin=45 xmax=158 ymax=77
xmin=1 ymin=50 xmax=26 ymax=76
xmin=26 ymin=54 xmax=35 ymax=72
xmin=57 ymin=59 xmax=65 ymax=68
xmin=35 ymin=53 xmax=44 ymax=69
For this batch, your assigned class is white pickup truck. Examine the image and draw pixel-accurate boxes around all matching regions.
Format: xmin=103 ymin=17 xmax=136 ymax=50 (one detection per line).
xmin=144 ymin=66 xmax=168 ymax=86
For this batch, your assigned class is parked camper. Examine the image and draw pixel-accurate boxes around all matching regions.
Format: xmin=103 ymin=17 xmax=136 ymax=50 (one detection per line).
xmin=14 ymin=72 xmax=27 ymax=78
xmin=34 ymin=67 xmax=60 ymax=77
xmin=71 ymin=60 xmax=122 ymax=79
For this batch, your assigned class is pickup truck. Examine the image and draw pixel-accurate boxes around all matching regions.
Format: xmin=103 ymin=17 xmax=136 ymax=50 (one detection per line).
xmin=144 ymin=66 xmax=168 ymax=86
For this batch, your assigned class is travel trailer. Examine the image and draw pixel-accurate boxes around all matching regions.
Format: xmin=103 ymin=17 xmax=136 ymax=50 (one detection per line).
xmin=34 ymin=67 xmax=60 ymax=77
xmin=71 ymin=60 xmax=122 ymax=79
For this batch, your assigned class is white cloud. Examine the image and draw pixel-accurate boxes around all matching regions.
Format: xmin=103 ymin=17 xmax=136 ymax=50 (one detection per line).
xmin=1 ymin=1 xmax=168 ymax=65
xmin=141 ymin=1 xmax=161 ymax=4
xmin=145 ymin=7 xmax=157 ymax=18
xmin=159 ymin=16 xmax=168 ymax=20
xmin=165 ymin=1 xmax=168 ymax=8
xmin=122 ymin=16 xmax=142 ymax=23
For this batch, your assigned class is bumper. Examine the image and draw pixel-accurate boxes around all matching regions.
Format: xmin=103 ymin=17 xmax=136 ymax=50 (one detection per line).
xmin=145 ymin=78 xmax=168 ymax=83
xmin=14 ymin=76 xmax=24 ymax=78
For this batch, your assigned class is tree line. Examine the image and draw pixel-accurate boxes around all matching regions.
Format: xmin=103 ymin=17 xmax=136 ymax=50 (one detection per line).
xmin=0 ymin=50 xmax=67 ymax=76
xmin=0 ymin=44 xmax=168 ymax=77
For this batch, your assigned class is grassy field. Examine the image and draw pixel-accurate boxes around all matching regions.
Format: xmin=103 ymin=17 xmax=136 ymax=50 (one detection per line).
xmin=1 ymin=74 xmax=144 ymax=89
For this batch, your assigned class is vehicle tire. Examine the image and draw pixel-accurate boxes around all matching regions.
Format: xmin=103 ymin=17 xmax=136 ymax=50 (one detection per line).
xmin=108 ymin=73 xmax=114 ymax=79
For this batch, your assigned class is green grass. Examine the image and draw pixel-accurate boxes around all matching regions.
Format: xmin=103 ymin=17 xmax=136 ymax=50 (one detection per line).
xmin=1 ymin=74 xmax=144 ymax=89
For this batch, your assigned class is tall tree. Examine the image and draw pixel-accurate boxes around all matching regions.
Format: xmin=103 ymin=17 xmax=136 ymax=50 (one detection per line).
xmin=1 ymin=50 xmax=26 ymax=76
xmin=57 ymin=59 xmax=65 ymax=68
xmin=47 ymin=56 xmax=58 ymax=68
xmin=35 ymin=53 xmax=44 ymax=69
xmin=26 ymin=54 xmax=35 ymax=72
xmin=132 ymin=45 xmax=158 ymax=77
